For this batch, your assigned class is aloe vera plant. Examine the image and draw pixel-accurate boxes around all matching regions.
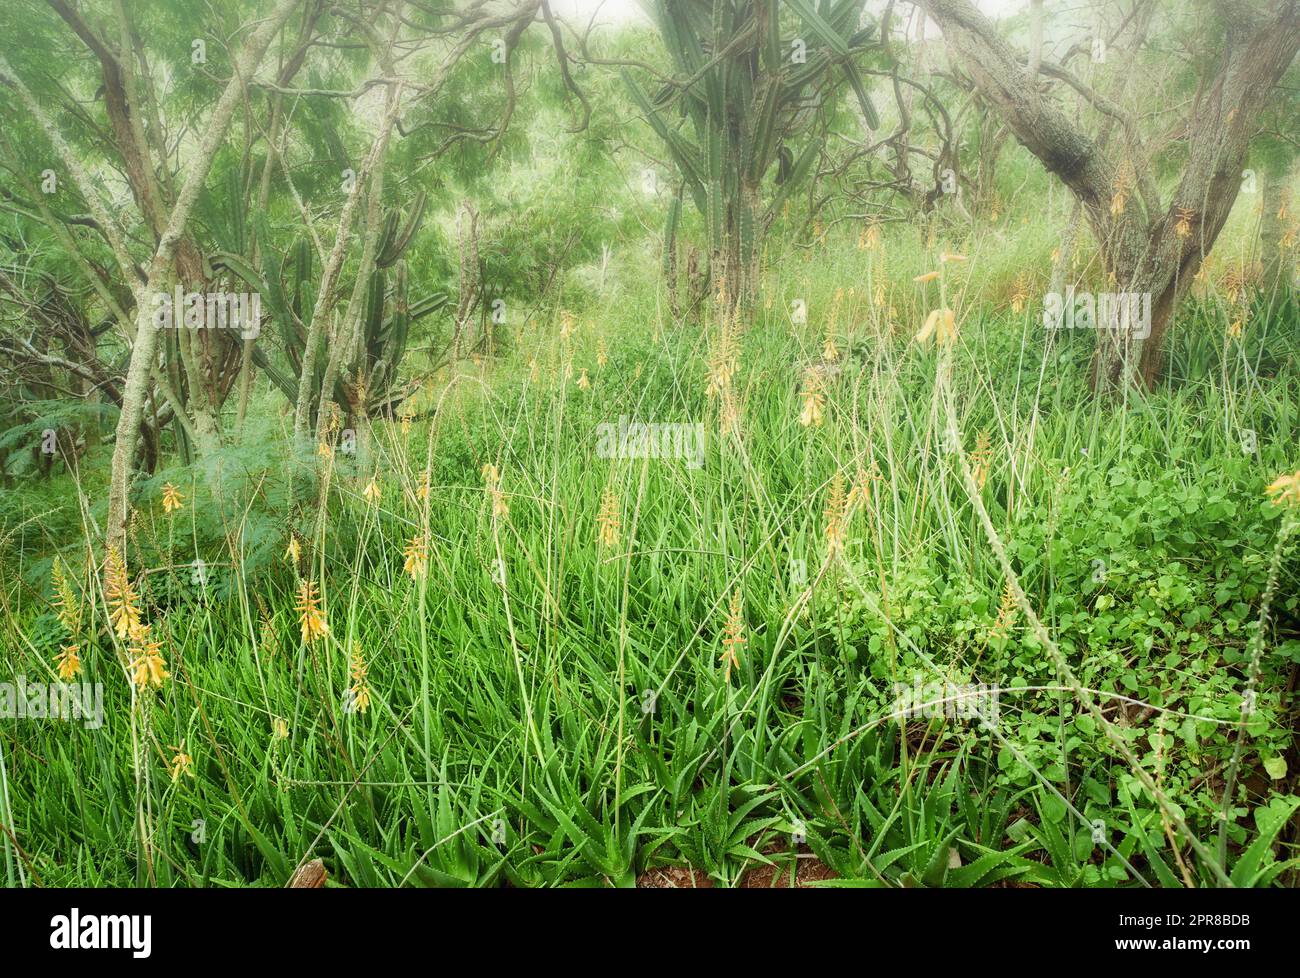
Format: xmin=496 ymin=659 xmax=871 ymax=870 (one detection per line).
xmin=212 ymin=198 xmax=447 ymax=422
xmin=626 ymin=0 xmax=879 ymax=311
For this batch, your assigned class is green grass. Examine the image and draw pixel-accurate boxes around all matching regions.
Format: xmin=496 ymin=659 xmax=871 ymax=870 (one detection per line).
xmin=2 ymin=219 xmax=1298 ymax=888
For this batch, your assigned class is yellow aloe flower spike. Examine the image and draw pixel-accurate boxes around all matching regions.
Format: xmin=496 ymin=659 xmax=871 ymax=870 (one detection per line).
xmin=162 ymin=483 xmax=184 ymax=514
xmin=915 ymin=308 xmax=957 ymax=346
xmin=55 ymin=643 xmax=81 ymax=680
xmin=596 ymin=487 xmax=622 ymax=548
xmin=1265 ymin=471 xmax=1300 ymax=508
xmin=104 ymin=547 xmax=143 ymax=641
xmin=127 ymin=626 xmax=169 ymax=689
xmin=168 ymin=741 xmax=194 ymax=782
xmin=824 ymin=471 xmax=848 ymax=557
xmin=348 ymin=642 xmax=372 ymax=714
xmin=719 ymin=590 xmax=745 ymax=683
xmin=295 ymin=580 xmax=329 ymax=644
xmin=403 ymin=535 xmax=429 ymax=579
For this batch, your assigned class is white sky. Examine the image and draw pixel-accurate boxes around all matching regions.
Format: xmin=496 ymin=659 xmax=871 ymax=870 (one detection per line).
xmin=546 ymin=0 xmax=1030 ymax=29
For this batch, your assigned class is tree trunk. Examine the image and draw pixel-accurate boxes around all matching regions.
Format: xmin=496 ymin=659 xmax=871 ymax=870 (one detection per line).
xmin=105 ymin=0 xmax=301 ymax=556
xmin=1261 ymin=163 xmax=1294 ymax=301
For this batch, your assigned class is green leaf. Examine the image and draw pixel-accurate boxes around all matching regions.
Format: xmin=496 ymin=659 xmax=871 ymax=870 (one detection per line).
xmin=783 ymin=0 xmax=850 ymax=57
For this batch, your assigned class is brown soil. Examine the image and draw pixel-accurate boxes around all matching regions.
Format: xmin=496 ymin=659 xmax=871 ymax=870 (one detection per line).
xmin=636 ymin=852 xmax=839 ymax=888
xmin=636 ymin=867 xmax=715 ymax=888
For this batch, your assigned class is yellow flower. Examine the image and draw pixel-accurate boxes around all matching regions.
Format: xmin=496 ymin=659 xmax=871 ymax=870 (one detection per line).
xmin=914 ymin=308 xmax=957 ymax=346
xmin=295 ymin=580 xmax=329 ymax=644
xmin=1009 ymin=275 xmax=1029 ymax=314
xmin=596 ymin=338 xmax=608 ymax=369
xmin=1265 ymin=471 xmax=1300 ymax=508
xmin=988 ymin=582 xmax=1018 ymax=642
xmin=317 ymin=441 xmax=333 ymax=460
xmin=913 ymin=270 xmax=940 ymax=284
xmin=285 ymin=535 xmax=302 ymax=566
xmin=55 ymin=643 xmax=81 ymax=680
xmin=104 ymin=547 xmax=143 ymax=642
xmin=416 ymin=475 xmax=431 ymax=501
xmin=719 ymin=590 xmax=745 ymax=683
xmin=162 ymin=482 xmax=184 ymax=514
xmin=362 ymin=477 xmax=382 ymax=504
xmin=576 ymin=369 xmax=591 ymax=391
xmin=939 ymin=252 xmax=967 ymax=264
xmin=821 ymin=334 xmax=839 ymax=362
xmin=969 ymin=430 xmax=993 ymax=490
xmin=596 ymin=487 xmax=622 ymax=547
xmin=707 ymin=357 xmax=736 ymax=398
xmin=482 ymin=463 xmax=509 ymax=519
xmin=1175 ymin=207 xmax=1195 ymax=239
xmin=798 ymin=368 xmax=825 ymax=427
xmin=272 ymin=716 xmax=289 ymax=740
xmin=847 ymin=462 xmax=881 ymax=508
xmin=128 ymin=626 xmax=169 ymax=689
xmin=167 ymin=741 xmax=194 ymax=782
xmin=403 ymin=534 xmax=428 ymax=579
xmin=348 ymin=643 xmax=371 ymax=714
xmin=52 ymin=557 xmax=80 ymax=635
xmin=799 ymin=389 xmax=824 ymax=427
xmin=824 ymin=471 xmax=848 ymax=557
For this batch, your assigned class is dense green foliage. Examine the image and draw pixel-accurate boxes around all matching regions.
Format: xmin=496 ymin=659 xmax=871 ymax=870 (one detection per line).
xmin=0 ymin=0 xmax=1297 ymax=889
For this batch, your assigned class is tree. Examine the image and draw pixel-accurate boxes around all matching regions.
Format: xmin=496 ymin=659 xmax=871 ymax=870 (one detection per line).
xmin=0 ymin=0 xmax=302 ymax=554
xmin=1 ymin=0 xmax=576 ymax=555
xmin=917 ymin=0 xmax=1300 ymax=390
xmin=622 ymin=0 xmax=880 ymax=314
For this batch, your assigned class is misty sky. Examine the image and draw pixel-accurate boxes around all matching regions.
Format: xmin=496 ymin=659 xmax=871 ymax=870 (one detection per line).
xmin=546 ymin=0 xmax=1030 ymax=28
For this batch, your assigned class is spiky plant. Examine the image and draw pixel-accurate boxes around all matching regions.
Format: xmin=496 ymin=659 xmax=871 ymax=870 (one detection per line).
xmin=213 ymin=197 xmax=448 ymax=423
xmin=626 ymin=0 xmax=879 ymax=312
